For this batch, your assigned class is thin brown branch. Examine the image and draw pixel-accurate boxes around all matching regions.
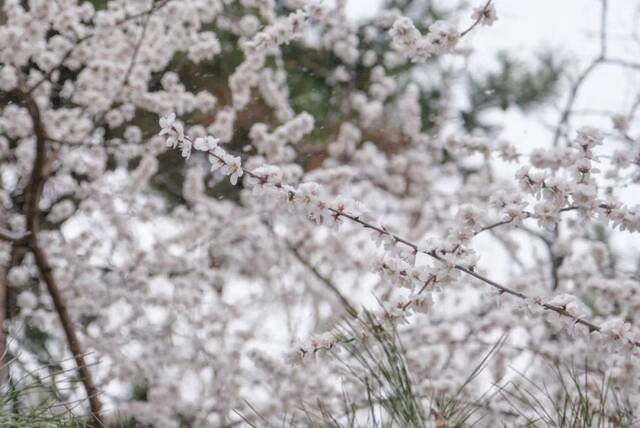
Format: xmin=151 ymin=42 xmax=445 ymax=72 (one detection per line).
xmin=26 ymin=0 xmax=172 ymax=95
xmin=287 ymin=242 xmax=358 ymax=317
xmin=121 ymin=5 xmax=154 ymax=90
xmin=334 ymin=209 xmax=619 ymax=339
xmin=26 ymin=36 xmax=92 ymax=95
xmin=263 ymin=221 xmax=358 ymax=316
xmin=20 ymin=90 xmax=104 ymax=426
xmin=552 ymin=0 xmax=608 ymax=147
xmin=477 ymin=216 xmax=519 ymax=234
xmin=602 ymin=58 xmax=640 ymax=70
xmin=119 ymin=0 xmax=171 ymax=23
xmin=185 ymin=133 xmax=640 ymax=349
xmin=0 ymin=228 xmax=29 ymax=242
xmin=552 ymin=60 xmax=603 ymax=147
xmin=0 ymin=259 xmax=8 ymax=382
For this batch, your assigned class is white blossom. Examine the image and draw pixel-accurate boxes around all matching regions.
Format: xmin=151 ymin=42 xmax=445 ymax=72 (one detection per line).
xmin=3 ymin=0 xmax=640 ymax=424
xmin=471 ymin=3 xmax=498 ymax=27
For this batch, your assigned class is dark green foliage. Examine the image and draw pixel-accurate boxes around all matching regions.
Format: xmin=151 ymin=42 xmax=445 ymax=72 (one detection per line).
xmin=0 ymin=358 xmax=156 ymax=427
xmin=238 ymin=314 xmax=504 ymax=427
xmin=432 ymin=337 xmax=506 ymax=428
xmin=463 ymin=52 xmax=561 ymax=131
xmin=0 ymin=359 xmax=88 ymax=427
xmin=329 ymin=314 xmax=429 ymax=427
xmin=498 ymin=365 xmax=636 ymax=428
xmin=237 ymin=315 xmax=637 ymax=427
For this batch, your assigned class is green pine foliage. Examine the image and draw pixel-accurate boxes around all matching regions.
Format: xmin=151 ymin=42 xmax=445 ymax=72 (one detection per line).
xmin=238 ymin=314 xmax=637 ymax=427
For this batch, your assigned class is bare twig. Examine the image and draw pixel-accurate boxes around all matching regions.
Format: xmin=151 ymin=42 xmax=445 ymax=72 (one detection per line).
xmin=26 ymin=0 xmax=172 ymax=95
xmin=603 ymin=58 xmax=640 ymax=70
xmin=288 ymin=242 xmax=358 ymax=317
xmin=0 ymin=260 xmax=8 ymax=382
xmin=263 ymin=221 xmax=357 ymax=316
xmin=0 ymin=228 xmax=29 ymax=242
xmin=552 ymin=0 xmax=608 ymax=147
xmin=121 ymin=5 xmax=154 ymax=90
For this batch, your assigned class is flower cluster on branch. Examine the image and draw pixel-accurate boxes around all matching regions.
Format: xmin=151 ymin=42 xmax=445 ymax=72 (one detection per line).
xmin=2 ymin=0 xmax=640 ymax=425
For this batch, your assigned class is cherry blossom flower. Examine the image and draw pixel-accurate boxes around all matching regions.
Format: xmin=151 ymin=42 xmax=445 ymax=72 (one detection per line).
xmin=471 ymin=3 xmax=498 ymax=27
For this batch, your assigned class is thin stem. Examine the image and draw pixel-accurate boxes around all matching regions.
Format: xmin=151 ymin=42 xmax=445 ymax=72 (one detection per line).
xmin=287 ymin=242 xmax=358 ymax=317
xmin=263 ymin=217 xmax=358 ymax=316
xmin=0 ymin=228 xmax=29 ymax=242
xmin=460 ymin=0 xmax=492 ymax=37
xmin=552 ymin=0 xmax=608 ymax=147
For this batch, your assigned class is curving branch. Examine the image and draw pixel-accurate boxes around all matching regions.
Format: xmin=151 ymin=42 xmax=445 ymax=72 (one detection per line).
xmin=0 ymin=228 xmax=29 ymax=242
xmin=552 ymin=0 xmax=608 ymax=147
xmin=19 ymin=90 xmax=104 ymax=426
xmin=263 ymin=221 xmax=358 ymax=316
xmin=287 ymin=242 xmax=358 ymax=317
xmin=170 ymin=130 xmax=640 ymax=347
xmin=26 ymin=0 xmax=172 ymax=95
xmin=0 ymin=260 xmax=8 ymax=380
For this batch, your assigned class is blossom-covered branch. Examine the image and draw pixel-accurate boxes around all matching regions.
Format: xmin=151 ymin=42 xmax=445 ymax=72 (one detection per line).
xmin=159 ymin=116 xmax=640 ymax=355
